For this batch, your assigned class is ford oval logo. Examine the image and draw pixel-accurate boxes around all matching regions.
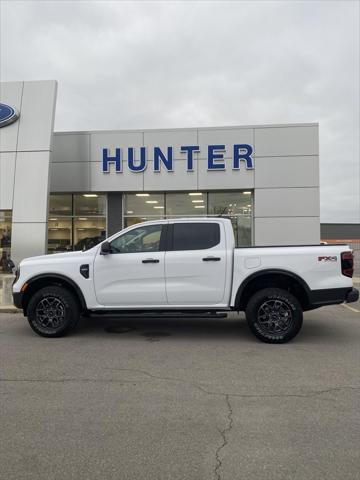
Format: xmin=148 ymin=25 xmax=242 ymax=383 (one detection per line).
xmin=0 ymin=103 xmax=19 ymax=128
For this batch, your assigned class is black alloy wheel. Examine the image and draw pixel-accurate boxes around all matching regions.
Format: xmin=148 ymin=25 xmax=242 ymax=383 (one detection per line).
xmin=27 ymin=286 xmax=80 ymax=337
xmin=257 ymin=298 xmax=293 ymax=335
xmin=35 ymin=296 xmax=66 ymax=333
xmin=245 ymin=288 xmax=303 ymax=343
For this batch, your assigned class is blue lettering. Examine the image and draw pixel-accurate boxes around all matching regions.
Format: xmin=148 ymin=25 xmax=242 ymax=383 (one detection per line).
xmin=233 ymin=144 xmax=254 ymax=169
xmin=180 ymin=145 xmax=200 ymax=171
xmin=208 ymin=145 xmax=225 ymax=170
xmin=154 ymin=147 xmax=173 ymax=172
xmin=102 ymin=144 xmax=255 ymax=174
xmin=102 ymin=148 xmax=121 ymax=173
xmin=128 ymin=147 xmax=147 ymax=172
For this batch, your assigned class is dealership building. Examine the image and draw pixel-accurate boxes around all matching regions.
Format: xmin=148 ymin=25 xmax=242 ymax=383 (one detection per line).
xmin=0 ymin=79 xmax=321 ymax=269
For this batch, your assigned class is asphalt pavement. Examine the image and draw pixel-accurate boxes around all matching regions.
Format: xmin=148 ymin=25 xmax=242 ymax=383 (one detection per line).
xmin=0 ymin=302 xmax=359 ymax=480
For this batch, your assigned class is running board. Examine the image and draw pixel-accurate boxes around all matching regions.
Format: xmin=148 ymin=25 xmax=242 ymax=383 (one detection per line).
xmin=86 ymin=311 xmax=228 ymax=319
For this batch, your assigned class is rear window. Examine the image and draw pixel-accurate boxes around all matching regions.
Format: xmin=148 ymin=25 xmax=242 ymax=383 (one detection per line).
xmin=172 ymin=223 xmax=220 ymax=251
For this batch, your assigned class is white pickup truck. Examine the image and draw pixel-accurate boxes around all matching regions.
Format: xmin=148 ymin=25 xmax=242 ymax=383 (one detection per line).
xmin=13 ymin=218 xmax=358 ymax=343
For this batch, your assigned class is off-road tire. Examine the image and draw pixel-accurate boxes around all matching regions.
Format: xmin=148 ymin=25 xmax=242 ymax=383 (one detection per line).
xmin=245 ymin=287 xmax=303 ymax=344
xmin=27 ymin=286 xmax=80 ymax=338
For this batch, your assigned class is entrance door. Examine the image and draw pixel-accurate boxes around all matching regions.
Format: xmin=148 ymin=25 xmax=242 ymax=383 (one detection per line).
xmin=165 ymin=222 xmax=227 ymax=306
xmin=94 ymin=223 xmax=167 ymax=307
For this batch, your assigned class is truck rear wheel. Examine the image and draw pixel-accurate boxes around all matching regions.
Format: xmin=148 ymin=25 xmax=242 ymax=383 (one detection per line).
xmin=245 ymin=288 xmax=303 ymax=343
xmin=27 ymin=286 xmax=80 ymax=338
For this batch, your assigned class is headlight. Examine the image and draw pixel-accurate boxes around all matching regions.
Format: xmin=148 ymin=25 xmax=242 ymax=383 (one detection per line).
xmin=13 ymin=266 xmax=20 ymax=285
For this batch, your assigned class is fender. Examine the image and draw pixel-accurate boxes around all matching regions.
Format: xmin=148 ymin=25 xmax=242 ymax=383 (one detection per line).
xmin=234 ymin=268 xmax=312 ymax=307
xmin=24 ymin=273 xmax=87 ymax=310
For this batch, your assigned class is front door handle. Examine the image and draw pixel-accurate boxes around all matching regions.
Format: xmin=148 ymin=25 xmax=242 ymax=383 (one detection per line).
xmin=142 ymin=259 xmax=160 ymax=264
xmin=202 ymin=256 xmax=221 ymax=262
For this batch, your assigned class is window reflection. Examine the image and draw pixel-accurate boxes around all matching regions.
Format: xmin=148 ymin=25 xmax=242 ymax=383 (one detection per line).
xmin=49 ymin=195 xmax=72 ymax=216
xmin=208 ymin=192 xmax=252 ymax=216
xmin=74 ymin=194 xmax=106 ymax=216
xmin=110 ymin=224 xmax=162 ymax=253
xmin=166 ymin=193 xmax=207 ymax=216
xmin=74 ymin=217 xmax=106 ymax=251
xmin=230 ymin=215 xmax=252 ymax=247
xmin=0 ymin=211 xmax=12 ymax=273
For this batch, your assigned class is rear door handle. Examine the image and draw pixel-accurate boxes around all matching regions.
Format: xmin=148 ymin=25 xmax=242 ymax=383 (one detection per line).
xmin=202 ymin=256 xmax=221 ymax=262
xmin=142 ymin=258 xmax=160 ymax=264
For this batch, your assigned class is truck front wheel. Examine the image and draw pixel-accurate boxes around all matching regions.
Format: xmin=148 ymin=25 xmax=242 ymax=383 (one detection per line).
xmin=245 ymin=288 xmax=303 ymax=343
xmin=27 ymin=286 xmax=80 ymax=338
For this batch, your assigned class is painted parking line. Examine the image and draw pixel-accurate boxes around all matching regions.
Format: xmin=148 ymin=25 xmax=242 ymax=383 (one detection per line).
xmin=342 ymin=303 xmax=360 ymax=313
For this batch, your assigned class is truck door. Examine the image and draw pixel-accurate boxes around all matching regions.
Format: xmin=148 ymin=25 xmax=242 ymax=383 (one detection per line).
xmin=165 ymin=221 xmax=227 ymax=306
xmin=94 ymin=223 xmax=167 ymax=307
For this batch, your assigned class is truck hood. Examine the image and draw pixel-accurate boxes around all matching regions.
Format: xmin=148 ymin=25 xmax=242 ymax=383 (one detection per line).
xmin=20 ymin=250 xmax=89 ymax=266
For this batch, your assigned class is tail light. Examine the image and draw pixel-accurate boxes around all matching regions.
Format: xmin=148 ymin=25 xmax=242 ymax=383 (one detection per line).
xmin=341 ymin=251 xmax=354 ymax=278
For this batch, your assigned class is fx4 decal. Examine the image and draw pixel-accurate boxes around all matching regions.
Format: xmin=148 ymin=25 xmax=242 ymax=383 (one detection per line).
xmin=318 ymin=256 xmax=337 ymax=262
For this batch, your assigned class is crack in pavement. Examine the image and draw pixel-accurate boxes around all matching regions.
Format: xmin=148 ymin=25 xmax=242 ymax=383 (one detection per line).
xmin=214 ymin=394 xmax=233 ymax=480
xmin=0 ymin=367 xmax=359 ymax=400
xmin=99 ymin=368 xmax=360 ymax=400
xmin=2 ymin=368 xmax=359 ymax=480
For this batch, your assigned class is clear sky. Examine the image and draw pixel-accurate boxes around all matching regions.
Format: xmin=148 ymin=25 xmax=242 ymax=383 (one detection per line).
xmin=1 ymin=0 xmax=359 ymax=222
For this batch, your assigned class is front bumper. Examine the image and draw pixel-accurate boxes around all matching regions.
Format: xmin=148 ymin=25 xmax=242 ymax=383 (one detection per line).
xmin=346 ymin=288 xmax=359 ymax=303
xmin=13 ymin=292 xmax=24 ymax=310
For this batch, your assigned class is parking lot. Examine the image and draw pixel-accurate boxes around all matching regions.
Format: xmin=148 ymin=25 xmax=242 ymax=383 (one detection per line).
xmin=1 ymin=298 xmax=359 ymax=480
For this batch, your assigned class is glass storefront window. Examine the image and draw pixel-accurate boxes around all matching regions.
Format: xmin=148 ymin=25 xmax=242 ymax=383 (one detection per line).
xmin=123 ymin=191 xmax=253 ymax=246
xmin=124 ymin=193 xmax=165 ymax=216
xmin=74 ymin=194 xmax=106 ymax=216
xmin=48 ymin=218 xmax=72 ymax=253
xmin=124 ymin=193 xmax=165 ymax=228
xmin=166 ymin=192 xmax=207 ymax=216
xmin=0 ymin=211 xmax=12 ymax=273
xmin=73 ymin=217 xmax=106 ymax=251
xmin=48 ymin=191 xmax=253 ymax=250
xmin=48 ymin=194 xmax=107 ymax=253
xmin=208 ymin=192 xmax=252 ymax=216
xmin=49 ymin=194 xmax=72 ymax=216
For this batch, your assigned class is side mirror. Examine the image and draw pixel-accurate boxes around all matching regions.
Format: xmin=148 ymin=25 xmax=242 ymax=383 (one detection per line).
xmin=100 ymin=241 xmax=111 ymax=255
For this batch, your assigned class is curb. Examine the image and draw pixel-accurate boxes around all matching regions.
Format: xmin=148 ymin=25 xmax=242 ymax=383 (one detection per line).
xmin=0 ymin=306 xmax=21 ymax=314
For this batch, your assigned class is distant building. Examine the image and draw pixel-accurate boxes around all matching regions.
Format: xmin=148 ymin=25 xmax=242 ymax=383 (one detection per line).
xmin=321 ymin=224 xmax=360 ymax=276
xmin=321 ymin=223 xmax=360 ymax=248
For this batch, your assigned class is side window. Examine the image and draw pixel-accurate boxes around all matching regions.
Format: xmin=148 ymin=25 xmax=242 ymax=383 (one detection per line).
xmin=110 ymin=225 xmax=163 ymax=254
xmin=172 ymin=223 xmax=220 ymax=251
